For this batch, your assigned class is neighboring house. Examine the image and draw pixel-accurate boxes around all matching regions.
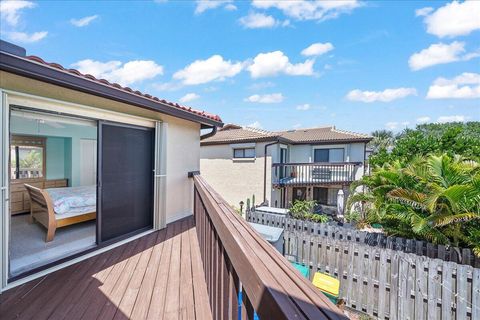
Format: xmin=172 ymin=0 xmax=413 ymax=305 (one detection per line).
xmin=200 ymin=124 xmax=372 ymax=214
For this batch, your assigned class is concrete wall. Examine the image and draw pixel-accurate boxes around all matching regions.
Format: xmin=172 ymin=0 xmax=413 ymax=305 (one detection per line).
xmin=1 ymin=71 xmax=201 ymax=225
xmin=200 ymin=141 xmax=273 ymax=208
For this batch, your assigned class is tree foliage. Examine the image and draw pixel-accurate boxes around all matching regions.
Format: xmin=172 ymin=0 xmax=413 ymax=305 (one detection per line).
xmin=289 ymin=200 xmax=330 ymax=223
xmin=369 ymin=122 xmax=480 ymax=167
xmin=348 ymin=154 xmax=480 ymax=257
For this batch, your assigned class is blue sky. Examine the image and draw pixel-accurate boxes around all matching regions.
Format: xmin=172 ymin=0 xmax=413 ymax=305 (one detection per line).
xmin=1 ymin=0 xmax=479 ymax=134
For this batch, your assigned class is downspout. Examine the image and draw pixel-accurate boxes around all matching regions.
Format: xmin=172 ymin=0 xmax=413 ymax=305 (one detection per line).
xmin=263 ymin=140 xmax=279 ymax=204
xmin=200 ymin=125 xmax=217 ymax=140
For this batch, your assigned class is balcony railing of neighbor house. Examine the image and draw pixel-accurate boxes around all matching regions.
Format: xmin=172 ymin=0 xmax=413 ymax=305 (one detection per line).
xmin=272 ymin=162 xmax=362 ymax=187
xmin=192 ymin=174 xmax=346 ymax=320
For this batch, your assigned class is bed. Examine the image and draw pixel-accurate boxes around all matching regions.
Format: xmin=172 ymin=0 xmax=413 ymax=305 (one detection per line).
xmin=24 ymin=184 xmax=96 ymax=242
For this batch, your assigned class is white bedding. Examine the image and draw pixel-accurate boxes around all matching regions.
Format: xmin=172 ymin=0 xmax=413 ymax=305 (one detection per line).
xmin=45 ymin=186 xmax=96 ymax=215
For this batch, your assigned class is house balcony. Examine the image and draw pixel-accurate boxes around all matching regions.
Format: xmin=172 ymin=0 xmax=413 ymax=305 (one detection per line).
xmin=0 ymin=175 xmax=345 ymax=320
xmin=272 ymin=162 xmax=362 ymax=188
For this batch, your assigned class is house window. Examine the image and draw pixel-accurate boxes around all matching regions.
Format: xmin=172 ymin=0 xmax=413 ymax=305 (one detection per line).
xmin=233 ymin=148 xmax=255 ymax=158
xmin=313 ymin=187 xmax=340 ymax=205
xmin=313 ymin=148 xmax=344 ymax=163
xmin=10 ymin=135 xmax=46 ymax=180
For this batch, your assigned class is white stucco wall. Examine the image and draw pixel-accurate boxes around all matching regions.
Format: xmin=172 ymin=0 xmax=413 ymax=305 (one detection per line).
xmin=165 ymin=118 xmax=200 ymax=224
xmin=200 ymin=141 xmax=273 ymax=208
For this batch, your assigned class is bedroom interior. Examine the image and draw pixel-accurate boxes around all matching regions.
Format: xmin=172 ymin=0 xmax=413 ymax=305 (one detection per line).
xmin=9 ymin=108 xmax=98 ymax=277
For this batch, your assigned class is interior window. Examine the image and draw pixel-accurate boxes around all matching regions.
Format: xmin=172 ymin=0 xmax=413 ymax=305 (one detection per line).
xmin=10 ymin=136 xmax=45 ymax=180
xmin=233 ymin=148 xmax=255 ymax=158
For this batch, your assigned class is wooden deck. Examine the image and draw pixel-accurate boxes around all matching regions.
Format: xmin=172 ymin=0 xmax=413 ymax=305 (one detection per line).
xmin=0 ymin=216 xmax=212 ymax=320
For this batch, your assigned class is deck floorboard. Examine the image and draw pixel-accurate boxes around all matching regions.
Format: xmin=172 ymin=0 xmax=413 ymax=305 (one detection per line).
xmin=0 ymin=216 xmax=212 ymax=320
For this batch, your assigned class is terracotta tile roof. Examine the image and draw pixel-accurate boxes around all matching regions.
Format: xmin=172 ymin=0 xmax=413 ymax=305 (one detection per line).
xmin=201 ymin=125 xmax=372 ymax=145
xmin=23 ymin=55 xmax=222 ymax=123
xmin=277 ymin=126 xmax=372 ymax=144
xmin=201 ymin=124 xmax=280 ymax=145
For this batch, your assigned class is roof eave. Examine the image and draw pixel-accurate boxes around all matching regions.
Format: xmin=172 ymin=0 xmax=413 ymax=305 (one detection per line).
xmin=288 ymin=138 xmax=372 ymax=145
xmin=0 ymin=52 xmax=223 ymax=127
xmin=200 ymin=136 xmax=281 ymax=146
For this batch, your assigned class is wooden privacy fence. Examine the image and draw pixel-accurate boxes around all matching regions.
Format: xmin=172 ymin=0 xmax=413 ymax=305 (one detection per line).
xmin=284 ymin=231 xmax=480 ymax=320
xmin=192 ymin=174 xmax=347 ymax=320
xmin=246 ymin=209 xmax=480 ymax=268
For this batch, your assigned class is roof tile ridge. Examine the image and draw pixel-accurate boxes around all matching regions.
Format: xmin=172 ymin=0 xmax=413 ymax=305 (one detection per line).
xmin=331 ymin=127 xmax=372 ymax=138
xmin=23 ymin=55 xmax=221 ymax=122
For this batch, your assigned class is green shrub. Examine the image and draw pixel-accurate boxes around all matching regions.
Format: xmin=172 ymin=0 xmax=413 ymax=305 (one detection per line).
xmin=289 ymin=200 xmax=330 ymax=223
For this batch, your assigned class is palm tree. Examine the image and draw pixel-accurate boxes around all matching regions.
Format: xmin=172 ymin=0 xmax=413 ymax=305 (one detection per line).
xmin=369 ymin=130 xmax=395 ymax=153
xmin=348 ymin=154 xmax=480 ymax=257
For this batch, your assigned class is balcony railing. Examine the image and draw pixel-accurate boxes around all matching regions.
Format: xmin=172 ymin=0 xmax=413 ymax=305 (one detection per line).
xmin=192 ymin=174 xmax=346 ymax=320
xmin=272 ymin=162 xmax=361 ymax=187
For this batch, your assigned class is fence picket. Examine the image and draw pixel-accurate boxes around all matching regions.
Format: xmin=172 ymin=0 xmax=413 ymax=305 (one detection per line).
xmin=441 ymin=261 xmax=453 ymax=320
xmin=456 ymin=264 xmax=468 ymax=320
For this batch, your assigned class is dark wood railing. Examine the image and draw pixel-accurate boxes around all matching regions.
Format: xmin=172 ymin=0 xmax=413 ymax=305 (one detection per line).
xmin=272 ymin=162 xmax=361 ymax=187
xmin=192 ymin=174 xmax=347 ymax=320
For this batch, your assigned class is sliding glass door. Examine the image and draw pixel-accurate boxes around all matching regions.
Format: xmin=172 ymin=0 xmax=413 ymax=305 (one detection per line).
xmin=98 ymin=122 xmax=154 ymax=243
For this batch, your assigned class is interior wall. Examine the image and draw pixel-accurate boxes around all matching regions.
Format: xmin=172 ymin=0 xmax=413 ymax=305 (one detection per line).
xmin=9 ymin=116 xmax=96 ymax=186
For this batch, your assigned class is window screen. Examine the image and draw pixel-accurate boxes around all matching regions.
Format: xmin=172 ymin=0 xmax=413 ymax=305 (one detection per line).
xmin=98 ymin=123 xmax=154 ymax=243
xmin=329 ymin=148 xmax=344 ymax=162
xmin=314 ymin=149 xmax=329 ymax=162
xmin=233 ymin=148 xmax=255 ymax=158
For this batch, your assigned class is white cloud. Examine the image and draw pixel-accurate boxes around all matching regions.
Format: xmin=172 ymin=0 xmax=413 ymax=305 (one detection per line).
xmin=70 ymin=15 xmax=98 ymax=27
xmin=247 ymin=51 xmax=315 ymax=78
xmin=252 ymin=0 xmax=361 ymax=22
xmin=0 ymin=0 xmax=35 ymax=26
xmin=173 ymin=55 xmax=243 ymax=85
xmin=408 ymin=41 xmax=478 ymax=71
xmin=301 ymin=42 xmax=334 ymax=56
xmin=426 ymin=72 xmax=480 ymax=99
xmin=346 ymin=87 xmax=417 ymax=103
xmin=224 ymin=3 xmax=237 ymax=11
xmin=71 ymin=59 xmax=164 ymax=86
xmin=437 ymin=115 xmax=468 ymax=123
xmin=7 ymin=31 xmax=47 ymax=43
xmin=179 ymin=93 xmax=200 ymax=103
xmin=421 ymin=0 xmax=480 ymax=37
xmin=296 ymin=104 xmax=311 ymax=110
xmin=415 ymin=7 xmax=433 ymax=17
xmin=239 ymin=12 xmax=278 ymax=29
xmin=416 ymin=116 xmax=431 ymax=123
xmin=292 ymin=123 xmax=302 ymax=129
xmin=246 ymin=121 xmax=263 ymax=129
xmin=245 ymin=93 xmax=284 ymax=104
xmin=195 ymin=0 xmax=233 ymax=14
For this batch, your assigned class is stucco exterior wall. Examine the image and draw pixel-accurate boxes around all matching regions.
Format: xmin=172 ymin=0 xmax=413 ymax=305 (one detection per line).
xmin=200 ymin=141 xmax=273 ymax=208
xmin=165 ymin=118 xmax=200 ymax=223
xmin=1 ymin=71 xmax=200 ymax=225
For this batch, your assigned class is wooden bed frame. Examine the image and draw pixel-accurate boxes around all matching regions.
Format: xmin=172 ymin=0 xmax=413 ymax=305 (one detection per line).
xmin=24 ymin=184 xmax=96 ymax=242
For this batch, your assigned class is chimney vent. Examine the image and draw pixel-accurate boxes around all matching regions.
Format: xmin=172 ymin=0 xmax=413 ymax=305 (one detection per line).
xmin=0 ymin=40 xmax=26 ymax=57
